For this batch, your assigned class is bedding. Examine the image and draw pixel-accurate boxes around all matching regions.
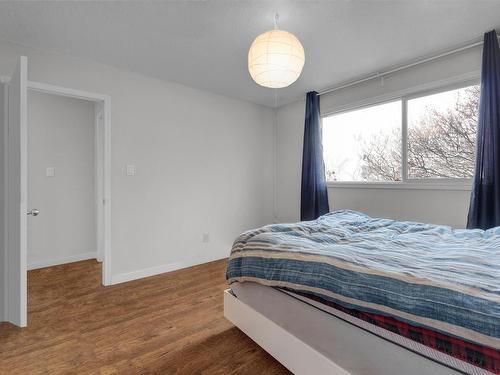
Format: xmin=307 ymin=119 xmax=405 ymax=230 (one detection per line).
xmin=226 ymin=210 xmax=500 ymax=374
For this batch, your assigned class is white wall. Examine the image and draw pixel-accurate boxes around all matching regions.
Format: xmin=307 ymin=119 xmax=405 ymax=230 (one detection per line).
xmin=0 ymin=82 xmax=6 ymax=321
xmin=27 ymin=91 xmax=96 ymax=269
xmin=0 ymin=40 xmax=275 ymax=284
xmin=276 ymin=47 xmax=481 ymax=228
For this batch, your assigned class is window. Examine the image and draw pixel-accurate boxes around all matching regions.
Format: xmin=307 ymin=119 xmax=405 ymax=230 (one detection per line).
xmin=323 ymin=101 xmax=402 ymax=182
xmin=322 ymin=83 xmax=479 ymax=183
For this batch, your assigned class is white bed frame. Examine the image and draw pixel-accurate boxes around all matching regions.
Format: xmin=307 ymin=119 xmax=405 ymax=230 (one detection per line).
xmin=224 ymin=289 xmax=349 ymax=375
xmin=224 ymin=289 xmax=466 ymax=375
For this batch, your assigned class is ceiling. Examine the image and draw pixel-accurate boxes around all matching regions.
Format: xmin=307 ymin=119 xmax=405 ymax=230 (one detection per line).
xmin=0 ymin=1 xmax=499 ymax=107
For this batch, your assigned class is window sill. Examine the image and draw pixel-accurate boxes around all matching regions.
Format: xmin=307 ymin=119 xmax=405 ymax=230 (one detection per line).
xmin=327 ymin=181 xmax=472 ymax=191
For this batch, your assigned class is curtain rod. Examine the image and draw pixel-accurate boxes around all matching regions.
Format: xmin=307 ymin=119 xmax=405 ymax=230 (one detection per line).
xmin=317 ymin=34 xmax=500 ymax=96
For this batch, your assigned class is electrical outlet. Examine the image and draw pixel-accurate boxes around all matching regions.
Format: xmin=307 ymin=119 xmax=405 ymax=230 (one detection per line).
xmin=46 ymin=167 xmax=56 ymax=177
xmin=202 ymin=233 xmax=210 ymax=243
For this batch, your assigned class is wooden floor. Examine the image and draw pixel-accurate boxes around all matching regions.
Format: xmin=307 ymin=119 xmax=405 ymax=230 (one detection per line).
xmin=0 ymin=259 xmax=290 ymax=374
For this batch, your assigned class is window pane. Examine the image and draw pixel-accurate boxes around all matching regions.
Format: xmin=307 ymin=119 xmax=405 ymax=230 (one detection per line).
xmin=322 ymin=101 xmax=402 ymax=182
xmin=407 ymin=85 xmax=479 ymax=179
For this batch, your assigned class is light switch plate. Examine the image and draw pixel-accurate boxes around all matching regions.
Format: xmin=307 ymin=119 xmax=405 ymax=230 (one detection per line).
xmin=126 ymin=165 xmax=135 ymax=176
xmin=46 ymin=167 xmax=55 ymax=177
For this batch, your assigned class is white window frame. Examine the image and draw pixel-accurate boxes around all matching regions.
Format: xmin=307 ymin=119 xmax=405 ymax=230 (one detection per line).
xmin=322 ymin=73 xmax=479 ymax=190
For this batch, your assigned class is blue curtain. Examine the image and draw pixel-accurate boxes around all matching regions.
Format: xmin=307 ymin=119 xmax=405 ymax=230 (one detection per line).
xmin=301 ymin=91 xmax=330 ymax=221
xmin=467 ymin=30 xmax=500 ymax=229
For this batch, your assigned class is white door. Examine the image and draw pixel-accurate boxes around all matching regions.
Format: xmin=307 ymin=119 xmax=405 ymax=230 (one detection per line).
xmin=6 ymin=56 xmax=28 ymax=327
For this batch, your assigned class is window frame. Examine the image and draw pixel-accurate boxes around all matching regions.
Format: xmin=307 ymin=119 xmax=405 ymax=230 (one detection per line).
xmin=322 ymin=75 xmax=479 ymax=190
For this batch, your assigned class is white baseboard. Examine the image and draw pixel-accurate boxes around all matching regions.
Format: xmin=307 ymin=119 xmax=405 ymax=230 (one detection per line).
xmin=28 ymin=251 xmax=97 ymax=270
xmin=110 ymin=253 xmax=227 ymax=285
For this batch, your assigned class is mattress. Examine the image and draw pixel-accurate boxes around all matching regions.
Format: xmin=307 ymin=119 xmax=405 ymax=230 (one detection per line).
xmin=231 ymin=281 xmax=490 ymax=375
xmin=226 ymin=210 xmax=500 ymax=374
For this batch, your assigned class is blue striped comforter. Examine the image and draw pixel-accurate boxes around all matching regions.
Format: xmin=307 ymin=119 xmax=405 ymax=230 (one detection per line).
xmin=226 ymin=210 xmax=500 ymax=349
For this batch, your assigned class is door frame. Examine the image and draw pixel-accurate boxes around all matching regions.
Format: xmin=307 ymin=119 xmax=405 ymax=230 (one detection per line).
xmin=25 ymin=80 xmax=112 ymax=287
xmin=4 ymin=57 xmax=28 ymax=327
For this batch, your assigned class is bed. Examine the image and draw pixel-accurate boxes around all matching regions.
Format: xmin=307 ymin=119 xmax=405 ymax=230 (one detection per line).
xmin=224 ymin=210 xmax=500 ymax=375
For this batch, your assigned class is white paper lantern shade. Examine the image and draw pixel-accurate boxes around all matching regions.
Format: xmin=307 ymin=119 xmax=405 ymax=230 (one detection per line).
xmin=248 ymin=29 xmax=305 ymax=88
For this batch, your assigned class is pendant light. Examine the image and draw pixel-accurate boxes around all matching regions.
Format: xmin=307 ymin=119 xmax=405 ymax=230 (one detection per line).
xmin=248 ymin=14 xmax=305 ymax=88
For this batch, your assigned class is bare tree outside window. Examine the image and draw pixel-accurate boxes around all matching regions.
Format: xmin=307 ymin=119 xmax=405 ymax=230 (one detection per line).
xmin=406 ymin=85 xmax=478 ymax=178
xmin=360 ymin=128 xmax=402 ymax=181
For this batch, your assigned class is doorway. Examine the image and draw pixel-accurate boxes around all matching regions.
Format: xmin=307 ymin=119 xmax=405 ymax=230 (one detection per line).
xmin=3 ymin=56 xmax=111 ymax=327
xmin=27 ymin=91 xmax=98 ymax=271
